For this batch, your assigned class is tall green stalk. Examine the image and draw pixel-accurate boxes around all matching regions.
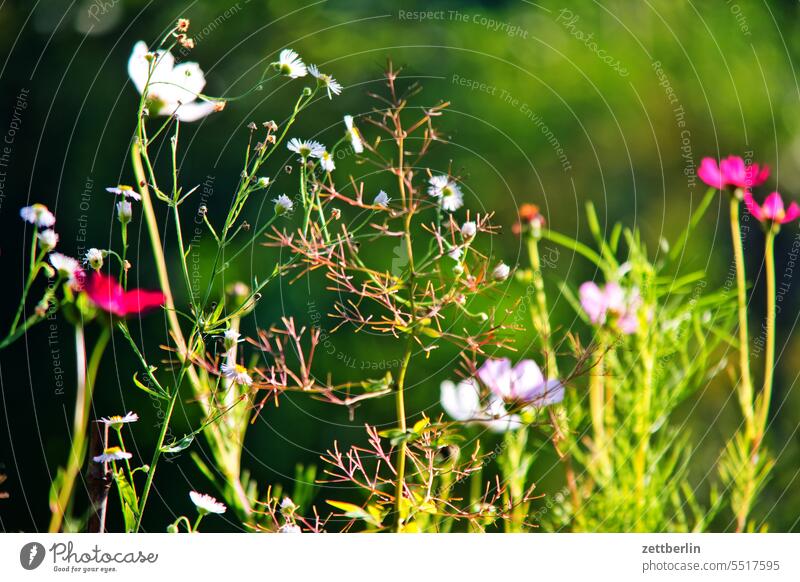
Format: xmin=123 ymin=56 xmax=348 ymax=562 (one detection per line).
xmin=730 ymin=194 xmax=755 ymax=438
xmin=48 ymin=324 xmax=110 ymax=532
xmin=756 ymin=228 xmax=776 ymax=442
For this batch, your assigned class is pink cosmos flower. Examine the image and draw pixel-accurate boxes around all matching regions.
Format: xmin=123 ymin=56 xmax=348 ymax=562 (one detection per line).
xmin=698 ymin=156 xmax=769 ymax=190
xmin=579 ymin=281 xmax=640 ymax=334
xmin=743 ymin=191 xmax=800 ymax=225
xmin=477 ymin=358 xmax=564 ymax=407
xmin=85 ymin=272 xmax=165 ymax=316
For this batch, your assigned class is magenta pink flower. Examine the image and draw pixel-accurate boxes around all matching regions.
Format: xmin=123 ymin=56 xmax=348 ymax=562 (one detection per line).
xmin=579 ymin=281 xmax=640 ymax=335
xmin=85 ymin=272 xmax=166 ymax=316
xmin=698 ymin=156 xmax=769 ymax=190
xmin=477 ymin=358 xmax=563 ymax=407
xmin=743 ymin=191 xmax=800 ymax=225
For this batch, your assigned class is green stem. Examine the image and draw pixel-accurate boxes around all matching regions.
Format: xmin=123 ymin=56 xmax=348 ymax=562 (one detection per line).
xmin=48 ymin=324 xmax=110 ymax=532
xmin=589 ymin=339 xmax=609 ymax=477
xmin=393 ymin=338 xmax=413 ymax=531
xmin=9 ymin=235 xmax=41 ymax=335
xmin=730 ymin=195 xmax=755 ymax=438
xmin=527 ymin=236 xmax=557 ymax=376
xmin=121 ymin=224 xmax=129 ymax=289
xmin=756 ymin=228 xmax=776 ymax=441
xmin=136 ymin=383 xmax=180 ymax=531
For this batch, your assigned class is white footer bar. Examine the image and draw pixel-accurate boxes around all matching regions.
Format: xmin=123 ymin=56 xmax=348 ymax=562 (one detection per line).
xmin=1 ymin=533 xmax=798 ymax=581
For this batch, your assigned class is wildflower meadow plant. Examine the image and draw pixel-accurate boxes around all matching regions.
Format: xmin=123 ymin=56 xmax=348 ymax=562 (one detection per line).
xmin=4 ymin=18 xmax=797 ymax=535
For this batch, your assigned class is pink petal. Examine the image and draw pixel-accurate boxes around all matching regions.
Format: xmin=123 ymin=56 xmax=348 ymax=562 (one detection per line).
xmin=477 ymin=358 xmax=514 ymax=400
xmin=742 ymin=191 xmax=765 ymax=222
xmin=617 ymin=311 xmax=639 ymax=335
xmin=602 ymin=282 xmax=626 ymax=313
xmin=120 ymin=289 xmax=166 ymax=315
xmin=697 ymin=158 xmax=724 ymax=189
xmin=85 ymin=272 xmax=126 ymax=315
xmin=762 ymin=192 xmax=785 ymax=221
xmin=511 ymin=359 xmax=544 ymax=400
xmin=579 ymin=281 xmax=606 ymax=324
xmin=720 ymin=156 xmax=745 ymax=187
xmin=744 ymin=163 xmax=770 ymax=188
xmin=782 ymin=202 xmax=800 ymax=224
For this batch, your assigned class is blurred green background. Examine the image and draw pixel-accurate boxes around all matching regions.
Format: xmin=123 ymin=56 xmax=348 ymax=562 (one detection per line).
xmin=1 ymin=0 xmax=799 ymax=531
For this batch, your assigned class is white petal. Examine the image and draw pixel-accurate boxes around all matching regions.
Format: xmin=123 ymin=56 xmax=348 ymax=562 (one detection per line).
xmin=127 ymin=41 xmax=151 ymax=95
xmin=173 ymin=101 xmax=217 ymax=122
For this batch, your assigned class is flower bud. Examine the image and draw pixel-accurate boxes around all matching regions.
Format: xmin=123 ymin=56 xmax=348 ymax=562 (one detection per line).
xmin=37 ymin=229 xmax=58 ymax=252
xmin=280 ymin=497 xmax=297 ymax=517
xmin=461 ymin=221 xmax=477 ymax=240
xmin=223 ymin=329 xmax=241 ymax=351
xmin=85 ymin=248 xmax=105 ymax=271
xmin=492 ymin=262 xmax=511 ymax=281
xmin=274 ymin=194 xmax=293 ymax=215
xmin=117 ymin=200 xmax=133 ymax=224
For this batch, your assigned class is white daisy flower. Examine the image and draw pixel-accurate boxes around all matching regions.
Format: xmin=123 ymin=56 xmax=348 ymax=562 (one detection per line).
xmin=278 ymin=523 xmax=302 ymax=533
xmin=492 ymin=262 xmax=511 ymax=281
xmin=373 ymin=190 xmax=390 ymax=207
xmin=37 ymin=229 xmax=58 ymax=252
xmin=461 ymin=221 xmax=477 ymax=239
xmin=93 ymin=447 xmax=133 ymax=463
xmin=343 ymin=115 xmax=363 ymax=154
xmin=274 ymin=194 xmax=294 ymax=215
xmin=308 ymin=64 xmax=342 ymax=99
xmin=276 ymin=49 xmax=307 ymax=79
xmin=221 ymin=362 xmax=253 ymax=386
xmin=117 ymin=200 xmax=133 ymax=224
xmin=223 ymin=329 xmax=241 ymax=351
xmin=189 ymin=491 xmax=227 ymax=515
xmin=287 ymin=138 xmax=325 ymax=159
xmin=85 ymin=248 xmax=104 ymax=270
xmin=49 ymin=253 xmax=81 ymax=283
xmin=319 ymin=150 xmax=335 ymax=172
xmin=105 ymin=185 xmax=142 ymax=201
xmin=128 ymin=41 xmax=220 ymax=122
xmin=20 ymin=204 xmax=56 ymax=228
xmin=427 ymin=175 xmax=450 ymax=198
xmin=257 ymin=176 xmax=270 ymax=188
xmin=427 ymin=176 xmax=464 ymax=212
xmin=441 ymin=190 xmax=464 ymax=212
xmin=99 ymin=412 xmax=139 ymax=428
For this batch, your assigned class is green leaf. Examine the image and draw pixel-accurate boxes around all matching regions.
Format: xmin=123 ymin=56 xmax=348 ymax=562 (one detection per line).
xmin=132 ymin=372 xmax=168 ymax=400
xmin=115 ymin=469 xmax=140 ymax=533
xmin=541 ymin=229 xmax=606 ymax=271
xmin=161 ymin=434 xmax=194 ymax=454
xmin=412 ymin=417 xmax=430 ymax=434
xmin=326 ymin=500 xmax=382 ymax=527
